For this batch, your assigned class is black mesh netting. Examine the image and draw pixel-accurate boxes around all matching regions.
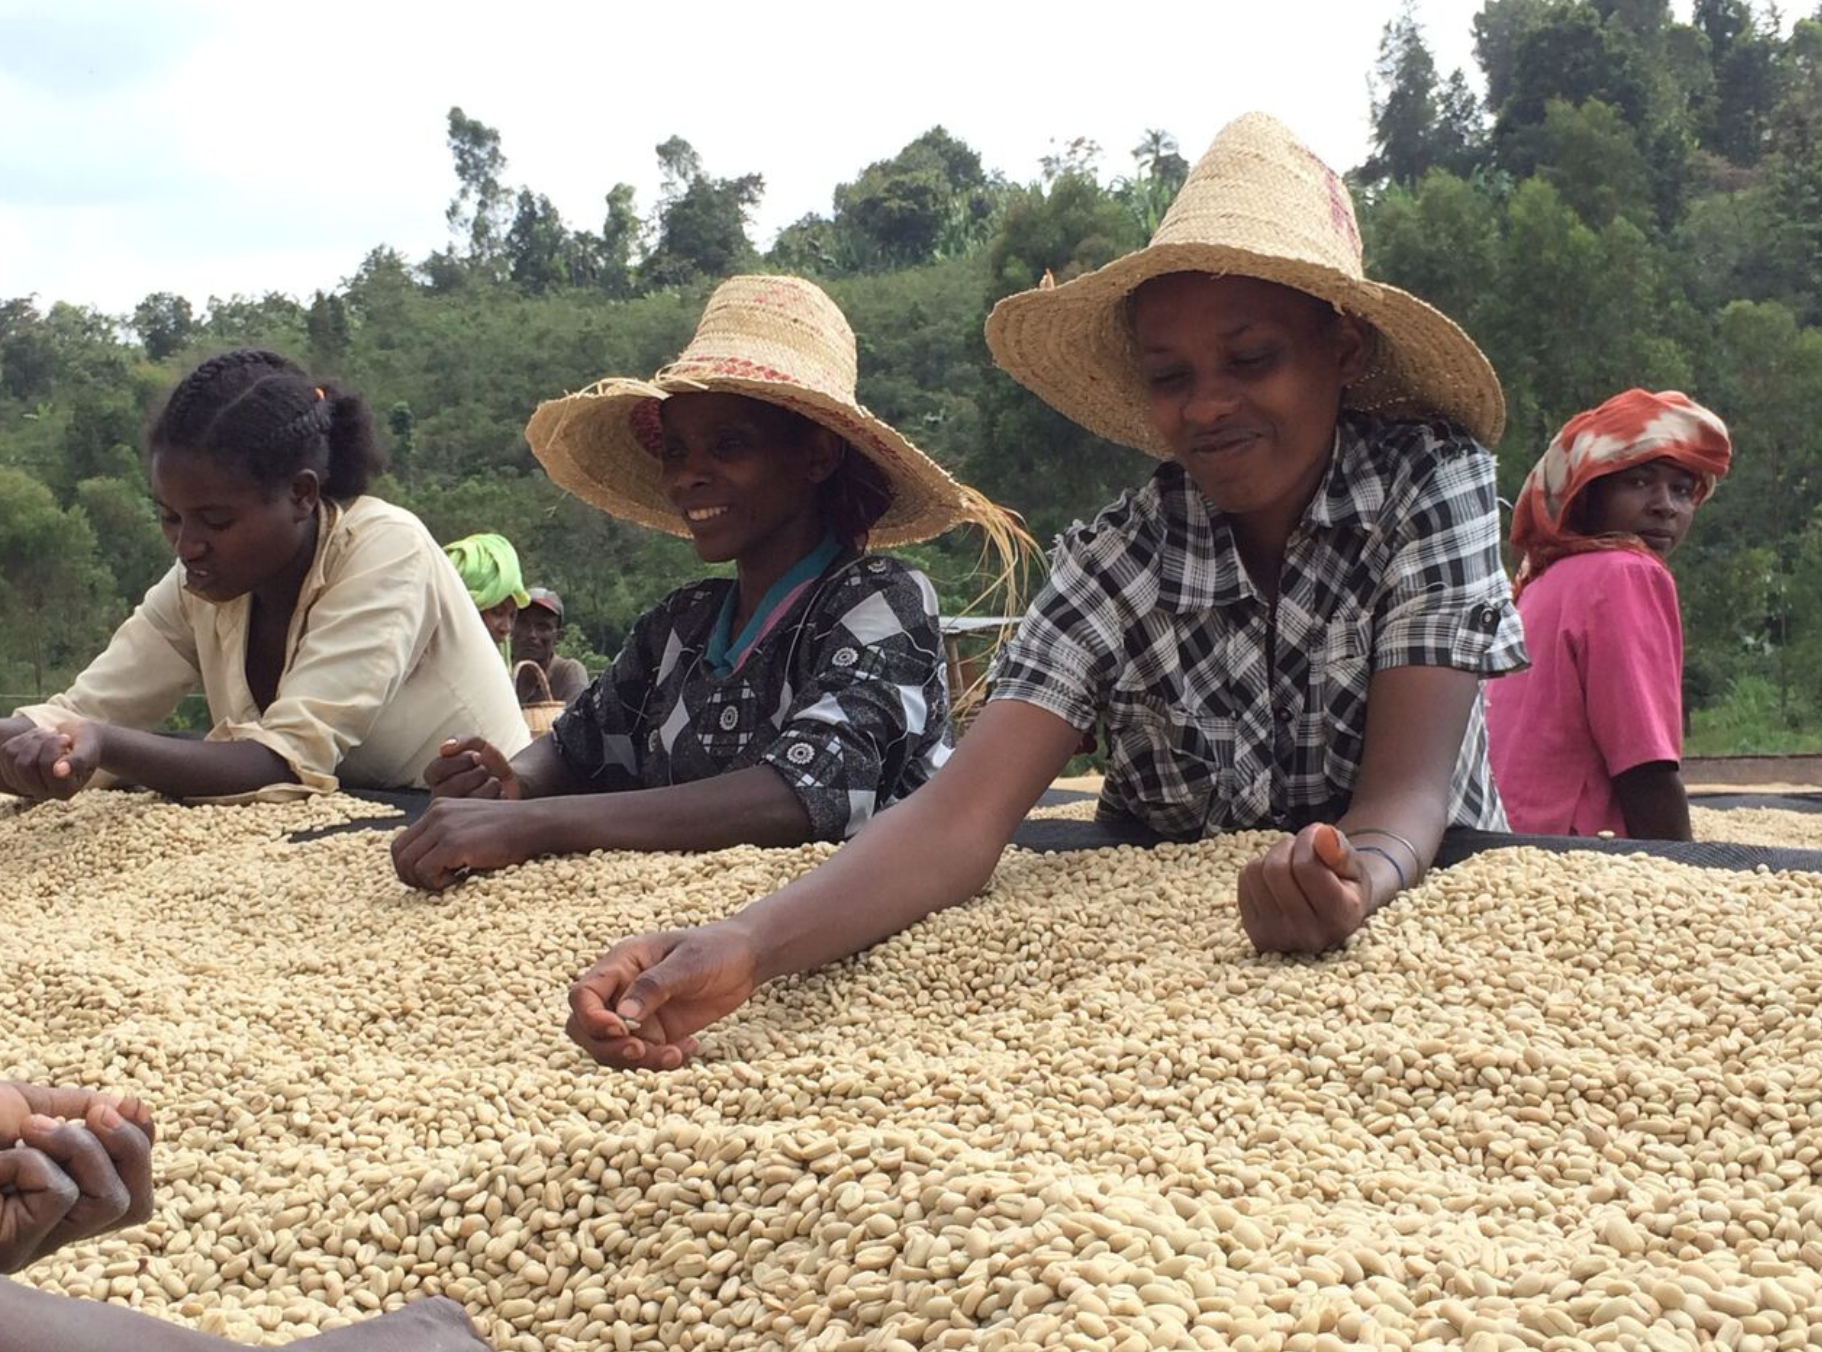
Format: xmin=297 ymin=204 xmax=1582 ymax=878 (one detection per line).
xmin=284 ymin=787 xmax=1822 ymax=874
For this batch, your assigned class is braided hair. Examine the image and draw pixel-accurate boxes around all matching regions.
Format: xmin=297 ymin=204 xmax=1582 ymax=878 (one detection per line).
xmin=148 ymin=349 xmax=386 ymax=502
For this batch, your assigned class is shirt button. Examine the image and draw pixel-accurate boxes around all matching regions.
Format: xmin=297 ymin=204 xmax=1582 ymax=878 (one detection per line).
xmin=1274 ymin=706 xmax=1295 ymax=724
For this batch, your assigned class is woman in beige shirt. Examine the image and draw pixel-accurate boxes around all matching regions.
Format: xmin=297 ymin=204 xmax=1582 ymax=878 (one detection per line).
xmin=0 ymin=350 xmax=527 ymax=803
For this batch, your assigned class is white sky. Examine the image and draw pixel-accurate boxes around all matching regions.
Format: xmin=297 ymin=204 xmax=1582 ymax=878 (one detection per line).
xmin=3 ymin=0 xmax=1500 ymax=316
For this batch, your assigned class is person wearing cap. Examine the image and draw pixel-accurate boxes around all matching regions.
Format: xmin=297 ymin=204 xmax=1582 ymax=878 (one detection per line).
xmin=390 ymin=275 xmax=1025 ymax=893
xmin=562 ymin=113 xmax=1529 ymax=1070
xmin=511 ymin=587 xmax=589 ymax=706
xmin=442 ymin=532 xmax=529 ymax=654
xmin=1486 ymin=391 xmax=1731 ymax=840
xmin=0 ymin=1079 xmax=487 ymax=1350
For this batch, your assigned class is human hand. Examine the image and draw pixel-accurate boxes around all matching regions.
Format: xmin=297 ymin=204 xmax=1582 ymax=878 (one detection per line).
xmin=424 ymin=737 xmax=522 ymax=801
xmin=390 ymin=797 xmax=538 ymax=892
xmin=566 ymin=924 xmax=761 ymax=1071
xmin=1237 ymin=823 xmax=1390 ymax=955
xmin=0 ymin=722 xmax=103 ymax=801
xmin=0 ymin=1084 xmax=155 ymax=1273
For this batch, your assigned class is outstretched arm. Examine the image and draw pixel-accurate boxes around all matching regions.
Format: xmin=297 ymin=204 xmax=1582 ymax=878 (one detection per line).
xmin=0 ymin=1286 xmax=487 ymax=1352
xmin=393 ymin=763 xmax=815 ymax=891
xmin=0 ymin=721 xmax=294 ymax=802
xmin=564 ymin=700 xmax=1083 ymax=1068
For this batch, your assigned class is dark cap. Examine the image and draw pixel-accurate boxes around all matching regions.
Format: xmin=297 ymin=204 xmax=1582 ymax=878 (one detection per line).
xmin=523 ymin=587 xmax=564 ymax=620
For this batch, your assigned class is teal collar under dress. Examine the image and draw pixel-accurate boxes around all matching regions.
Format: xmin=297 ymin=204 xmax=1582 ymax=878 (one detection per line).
xmin=704 ymin=532 xmax=844 ymax=678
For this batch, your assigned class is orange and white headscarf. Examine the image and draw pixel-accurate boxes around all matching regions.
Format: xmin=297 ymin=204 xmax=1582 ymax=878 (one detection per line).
xmin=1510 ymin=388 xmax=1732 ymax=597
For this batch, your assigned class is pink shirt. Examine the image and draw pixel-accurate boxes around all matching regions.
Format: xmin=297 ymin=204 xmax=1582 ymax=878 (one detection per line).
xmin=1486 ymin=550 xmax=1683 ymax=837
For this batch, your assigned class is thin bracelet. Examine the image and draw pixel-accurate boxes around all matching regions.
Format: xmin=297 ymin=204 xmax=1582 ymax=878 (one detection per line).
xmin=1354 ymin=844 xmax=1408 ymax=892
xmin=1350 ymin=827 xmax=1421 ymax=871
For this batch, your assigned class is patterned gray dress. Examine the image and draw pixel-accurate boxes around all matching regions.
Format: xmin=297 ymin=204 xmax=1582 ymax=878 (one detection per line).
xmin=550 ymin=554 xmax=952 ymax=840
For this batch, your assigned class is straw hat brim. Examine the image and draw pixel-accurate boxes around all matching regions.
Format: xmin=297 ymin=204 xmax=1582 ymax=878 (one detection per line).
xmin=525 ymin=372 xmax=978 ymax=548
xmin=984 ymin=242 xmax=1507 ymax=453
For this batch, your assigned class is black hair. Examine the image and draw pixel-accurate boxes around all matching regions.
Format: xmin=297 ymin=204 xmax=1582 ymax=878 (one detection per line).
xmin=147 ymin=348 xmax=386 ymax=502
xmin=748 ymin=402 xmax=893 ymax=548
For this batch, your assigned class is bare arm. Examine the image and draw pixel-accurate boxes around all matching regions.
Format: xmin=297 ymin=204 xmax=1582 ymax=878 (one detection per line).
xmin=739 ymin=701 xmax=1080 ymax=979
xmin=1241 ymin=665 xmax=1483 ymax=953
xmin=0 ymin=1285 xmax=485 ymax=1352
xmin=529 ymin=765 xmax=812 ymax=853
xmin=393 ymin=764 xmax=819 ymax=892
xmin=2 ymin=720 xmax=295 ymax=802
xmin=1334 ymin=664 xmax=1484 ymax=889
xmin=91 ymin=726 xmax=295 ymax=799
xmin=0 ymin=1282 xmax=237 ymax=1352
xmin=1612 ymin=760 xmax=1691 ymax=840
xmin=565 ymin=700 xmax=1083 ymax=1067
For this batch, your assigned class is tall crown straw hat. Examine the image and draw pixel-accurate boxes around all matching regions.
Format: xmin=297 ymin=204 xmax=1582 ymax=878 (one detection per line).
xmin=985 ymin=112 xmax=1507 ymax=453
xmin=525 ymin=275 xmax=1018 ymax=551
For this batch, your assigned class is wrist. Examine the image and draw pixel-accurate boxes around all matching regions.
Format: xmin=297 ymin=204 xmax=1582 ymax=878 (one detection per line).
xmin=1353 ymin=847 xmax=1404 ymax=912
xmin=721 ymin=906 xmax=784 ymax=986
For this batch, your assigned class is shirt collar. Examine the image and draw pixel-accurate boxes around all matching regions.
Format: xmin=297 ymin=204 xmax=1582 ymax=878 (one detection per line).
xmin=1155 ymin=415 xmax=1383 ymax=614
xmin=1304 ymin=415 xmax=1386 ymax=532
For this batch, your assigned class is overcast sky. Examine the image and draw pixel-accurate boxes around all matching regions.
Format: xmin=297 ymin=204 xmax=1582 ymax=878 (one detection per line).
xmin=4 ymin=0 xmax=1504 ymax=316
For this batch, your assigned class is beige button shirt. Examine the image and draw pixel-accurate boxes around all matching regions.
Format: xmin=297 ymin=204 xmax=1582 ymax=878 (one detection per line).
xmin=15 ymin=496 xmax=530 ymax=801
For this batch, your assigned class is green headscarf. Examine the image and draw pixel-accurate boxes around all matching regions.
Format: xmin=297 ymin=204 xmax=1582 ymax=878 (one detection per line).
xmin=443 ymin=533 xmax=531 ymax=611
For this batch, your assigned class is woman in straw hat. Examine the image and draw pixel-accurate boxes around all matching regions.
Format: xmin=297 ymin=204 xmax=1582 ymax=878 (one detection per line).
xmin=562 ymin=112 xmax=1529 ymax=1071
xmin=391 ymin=275 xmax=1024 ymax=892
xmin=1487 ymin=389 xmax=1731 ymax=841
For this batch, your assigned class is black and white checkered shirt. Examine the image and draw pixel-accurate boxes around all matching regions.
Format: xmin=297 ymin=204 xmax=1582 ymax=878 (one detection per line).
xmin=551 ymin=555 xmax=951 ymax=840
xmin=991 ymin=414 xmax=1528 ymax=840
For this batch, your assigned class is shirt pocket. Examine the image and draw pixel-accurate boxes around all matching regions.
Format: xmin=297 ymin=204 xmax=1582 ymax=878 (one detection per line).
xmin=1316 ymin=614 xmax=1375 ymax=791
xmin=1102 ymin=687 xmax=1236 ymax=837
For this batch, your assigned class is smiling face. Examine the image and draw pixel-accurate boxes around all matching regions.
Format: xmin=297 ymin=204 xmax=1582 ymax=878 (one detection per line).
xmin=150 ymin=447 xmax=319 ymax=602
xmin=1577 ymin=457 xmax=1701 ymax=558
xmin=657 ymin=393 xmax=841 ymax=567
xmin=1129 ymin=273 xmax=1369 ymax=521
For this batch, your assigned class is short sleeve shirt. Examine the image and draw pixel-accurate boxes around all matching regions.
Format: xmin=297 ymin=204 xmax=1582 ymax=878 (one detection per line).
xmin=550 ymin=554 xmax=952 ymax=840
xmin=989 ymin=414 xmax=1528 ymax=840
xmin=1485 ymin=550 xmax=1683 ymax=837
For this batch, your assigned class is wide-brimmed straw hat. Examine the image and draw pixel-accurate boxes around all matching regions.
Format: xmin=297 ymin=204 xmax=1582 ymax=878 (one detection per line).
xmin=985 ymin=112 xmax=1507 ymax=453
xmin=525 ymin=275 xmax=1009 ymax=548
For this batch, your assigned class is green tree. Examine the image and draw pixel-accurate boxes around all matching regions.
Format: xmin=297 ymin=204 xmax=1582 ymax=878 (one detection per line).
xmin=74 ymin=475 xmax=167 ymax=611
xmin=0 ymin=468 xmax=115 ymax=694
xmin=444 ymin=107 xmax=512 ymax=277
xmin=1696 ymin=0 xmax=1783 ymax=163
xmin=1474 ymin=0 xmax=1554 ymax=111
xmin=571 ymin=184 xmax=642 ymax=297
xmin=1494 ymin=3 xmax=1650 ymax=157
xmin=305 ymin=290 xmax=350 ymax=365
xmin=643 ymin=138 xmax=764 ymax=288
xmin=1527 ymin=97 xmax=1656 ymax=225
xmin=56 ymin=384 xmax=140 ymax=499
xmin=505 ymin=190 xmax=574 ymax=294
xmin=0 ymin=299 xmax=56 ymax=401
xmin=1363 ymin=3 xmax=1483 ymax=183
xmin=1115 ymin=129 xmax=1191 ymax=236
xmin=832 ymin=127 xmax=993 ymax=268
xmin=132 ymin=292 xmax=195 ymax=361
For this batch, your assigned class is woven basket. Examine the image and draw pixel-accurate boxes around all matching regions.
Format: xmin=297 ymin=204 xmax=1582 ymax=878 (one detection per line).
xmin=514 ymin=661 xmax=566 ymax=738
